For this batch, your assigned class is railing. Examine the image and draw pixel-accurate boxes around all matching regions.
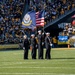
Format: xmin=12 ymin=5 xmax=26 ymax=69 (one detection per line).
xmin=44 ymin=7 xmax=75 ymax=29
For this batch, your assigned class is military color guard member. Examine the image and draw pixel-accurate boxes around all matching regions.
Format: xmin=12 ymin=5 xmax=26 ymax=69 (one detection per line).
xmin=30 ymin=34 xmax=37 ymax=59
xmin=45 ymin=32 xmax=52 ymax=59
xmin=23 ymin=35 xmax=29 ymax=59
xmin=37 ymin=30 xmax=43 ymax=59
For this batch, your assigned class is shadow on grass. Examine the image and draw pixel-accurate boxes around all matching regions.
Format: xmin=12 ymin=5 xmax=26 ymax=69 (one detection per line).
xmin=0 ymin=49 xmax=22 ymax=51
xmin=52 ymin=57 xmax=75 ymax=60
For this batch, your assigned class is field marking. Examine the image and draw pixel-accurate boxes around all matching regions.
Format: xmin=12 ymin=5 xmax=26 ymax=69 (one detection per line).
xmin=0 ymin=62 xmax=74 ymax=66
xmin=0 ymin=66 xmax=75 ymax=69
xmin=0 ymin=73 xmax=75 ymax=75
xmin=0 ymin=61 xmax=74 ymax=66
xmin=52 ymin=48 xmax=75 ymax=50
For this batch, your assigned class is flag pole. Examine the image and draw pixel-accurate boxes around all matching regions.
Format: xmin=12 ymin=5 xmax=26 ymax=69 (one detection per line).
xmin=42 ymin=0 xmax=46 ymax=35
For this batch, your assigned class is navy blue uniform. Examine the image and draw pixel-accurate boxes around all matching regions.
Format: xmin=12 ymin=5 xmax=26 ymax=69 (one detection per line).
xmin=45 ymin=36 xmax=51 ymax=59
xmin=31 ymin=38 xmax=37 ymax=59
xmin=23 ymin=38 xmax=29 ymax=59
xmin=37 ymin=34 xmax=43 ymax=59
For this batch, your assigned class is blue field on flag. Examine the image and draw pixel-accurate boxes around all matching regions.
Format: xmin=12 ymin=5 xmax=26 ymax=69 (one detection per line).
xmin=22 ymin=11 xmax=36 ymax=30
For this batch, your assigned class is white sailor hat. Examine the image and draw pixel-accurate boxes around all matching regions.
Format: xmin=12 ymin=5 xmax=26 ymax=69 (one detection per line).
xmin=23 ymin=35 xmax=27 ymax=38
xmin=46 ymin=32 xmax=50 ymax=35
xmin=38 ymin=30 xmax=42 ymax=33
xmin=31 ymin=34 xmax=35 ymax=36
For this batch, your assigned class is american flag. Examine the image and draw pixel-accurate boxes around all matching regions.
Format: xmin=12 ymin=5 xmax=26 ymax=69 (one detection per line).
xmin=36 ymin=11 xmax=45 ymax=27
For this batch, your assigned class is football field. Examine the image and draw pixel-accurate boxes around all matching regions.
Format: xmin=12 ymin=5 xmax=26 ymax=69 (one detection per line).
xmin=0 ymin=48 xmax=75 ymax=75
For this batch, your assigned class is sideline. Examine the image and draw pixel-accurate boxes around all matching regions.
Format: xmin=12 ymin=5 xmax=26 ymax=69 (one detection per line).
xmin=52 ymin=48 xmax=75 ymax=50
xmin=0 ymin=44 xmax=19 ymax=50
xmin=0 ymin=44 xmax=75 ymax=51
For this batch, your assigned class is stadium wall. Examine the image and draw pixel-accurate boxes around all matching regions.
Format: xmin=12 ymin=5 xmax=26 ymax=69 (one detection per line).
xmin=0 ymin=44 xmax=20 ymax=50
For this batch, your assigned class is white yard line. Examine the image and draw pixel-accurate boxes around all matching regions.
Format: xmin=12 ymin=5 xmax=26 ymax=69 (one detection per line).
xmin=0 ymin=73 xmax=75 ymax=75
xmin=0 ymin=66 xmax=75 ymax=69
xmin=0 ymin=61 xmax=74 ymax=66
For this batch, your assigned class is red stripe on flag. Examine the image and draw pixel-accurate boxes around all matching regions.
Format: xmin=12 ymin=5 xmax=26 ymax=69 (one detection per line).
xmin=36 ymin=12 xmax=44 ymax=26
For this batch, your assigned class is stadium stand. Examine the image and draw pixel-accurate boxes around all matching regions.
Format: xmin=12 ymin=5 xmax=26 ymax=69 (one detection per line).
xmin=0 ymin=0 xmax=25 ymax=44
xmin=0 ymin=0 xmax=75 ymax=46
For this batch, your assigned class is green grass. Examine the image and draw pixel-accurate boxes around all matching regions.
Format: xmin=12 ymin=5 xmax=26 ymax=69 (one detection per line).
xmin=0 ymin=48 xmax=75 ymax=75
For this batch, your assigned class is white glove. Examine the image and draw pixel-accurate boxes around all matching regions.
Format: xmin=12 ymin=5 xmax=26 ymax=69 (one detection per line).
xmin=36 ymin=45 xmax=37 ymax=48
xmin=23 ymin=47 xmax=25 ymax=50
xmin=42 ymin=42 xmax=44 ymax=45
xmin=50 ymin=43 xmax=53 ymax=46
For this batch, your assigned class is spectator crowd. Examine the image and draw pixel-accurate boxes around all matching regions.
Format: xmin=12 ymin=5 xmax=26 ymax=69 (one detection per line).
xmin=0 ymin=0 xmax=75 ymax=44
xmin=0 ymin=0 xmax=25 ymax=44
